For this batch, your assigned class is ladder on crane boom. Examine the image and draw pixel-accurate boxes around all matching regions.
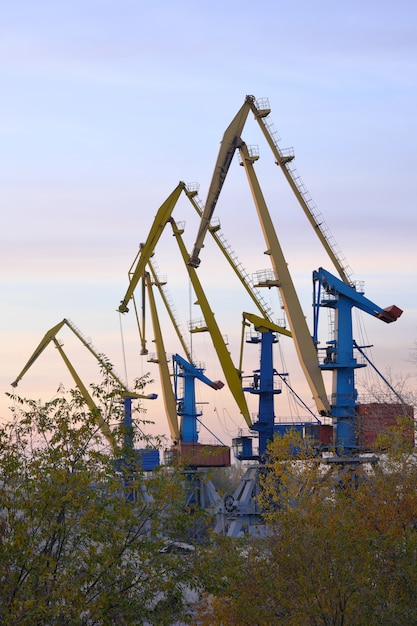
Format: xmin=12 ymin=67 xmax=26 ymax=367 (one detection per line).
xmin=184 ymin=184 xmax=276 ymax=323
xmin=189 ymin=94 xmax=352 ymax=286
xmin=120 ymin=181 xmax=282 ymax=326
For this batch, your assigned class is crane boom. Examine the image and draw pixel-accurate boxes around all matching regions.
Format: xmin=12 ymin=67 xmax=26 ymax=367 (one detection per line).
xmin=242 ymin=312 xmax=291 ymax=337
xmin=185 ymin=185 xmax=276 ymax=322
xmin=145 ymin=272 xmax=180 ymax=442
xmin=127 ymin=245 xmax=148 ymax=355
xmin=12 ymin=324 xmax=119 ymax=455
xmin=11 ymin=319 xmax=66 ymax=388
xmin=52 ymin=338 xmax=118 ymax=454
xmin=188 ymin=93 xmax=352 ymax=285
xmin=186 ymin=95 xmax=354 ymax=415
xmin=169 ymin=218 xmax=252 ymax=427
xmin=248 ymin=98 xmax=352 ymax=285
xmin=313 ymin=267 xmax=403 ymax=323
xmin=238 ymin=141 xmax=330 ymax=415
xmin=64 ymin=319 xmax=131 ymax=393
xmin=12 ymin=320 xmax=160 ymax=473
xmin=147 ymin=259 xmax=193 ymax=363
xmin=119 ymin=182 xmax=185 ymax=313
xmin=188 ymin=100 xmax=253 ymax=267
xmin=12 ymin=318 xmax=155 ymax=400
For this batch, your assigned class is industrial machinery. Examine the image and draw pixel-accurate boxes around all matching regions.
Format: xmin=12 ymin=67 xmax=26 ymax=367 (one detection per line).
xmin=11 ymin=318 xmax=160 ymax=476
xmin=188 ymin=96 xmax=336 ymax=417
xmin=234 ymin=312 xmax=315 ymax=461
xmin=142 ymin=268 xmax=230 ymax=469
xmin=215 ymin=310 xmax=320 ymax=537
xmin=185 ymin=95 xmax=405 ymax=534
xmin=118 ymin=182 xmax=290 ymax=431
xmin=119 ymin=180 xmax=278 ymax=325
xmin=130 ymin=266 xmax=230 ymax=512
xmin=114 ymin=95 xmax=404 ymax=533
xmin=170 ymin=216 xmax=305 ymax=459
xmin=122 ymin=207 xmax=299 ymax=531
xmin=213 ymin=262 xmax=405 ymax=535
xmin=187 ymin=94 xmax=404 ymax=446
xmin=215 ymin=274 xmax=403 ymax=536
xmin=313 ymin=267 xmax=402 ymax=451
xmin=118 ymin=181 xmax=297 ymax=461
xmin=173 ymin=353 xmax=223 ymax=444
xmin=188 ymin=95 xmax=352 ymax=284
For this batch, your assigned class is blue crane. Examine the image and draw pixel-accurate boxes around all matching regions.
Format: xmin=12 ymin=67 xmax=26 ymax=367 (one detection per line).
xmin=238 ymin=314 xmax=284 ymax=459
xmin=173 ymin=353 xmax=224 ymax=445
xmin=313 ymin=267 xmax=402 ymax=451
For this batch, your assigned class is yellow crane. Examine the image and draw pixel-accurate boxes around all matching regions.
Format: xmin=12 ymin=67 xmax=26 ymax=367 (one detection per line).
xmin=144 ymin=271 xmax=181 ymax=443
xmin=189 ymin=94 xmax=352 ymax=285
xmin=184 ymin=184 xmax=277 ymax=323
xmin=168 ymin=217 xmax=251 ymax=426
xmin=143 ymin=268 xmax=229 ymax=469
xmin=118 ymin=182 xmax=292 ymax=425
xmin=120 ymin=181 xmax=285 ymax=325
xmin=118 ymin=182 xmax=186 ymax=314
xmin=187 ymin=95 xmax=353 ymax=415
xmin=237 ymin=140 xmax=330 ymax=414
xmin=11 ymin=318 xmax=158 ymax=462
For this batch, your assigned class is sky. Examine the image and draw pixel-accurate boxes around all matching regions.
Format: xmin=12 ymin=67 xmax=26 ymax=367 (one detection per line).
xmin=1 ymin=0 xmax=417 ymax=451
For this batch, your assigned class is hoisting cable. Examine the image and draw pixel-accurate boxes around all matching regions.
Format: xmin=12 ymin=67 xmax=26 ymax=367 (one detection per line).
xmin=195 ymin=415 xmax=229 ymax=447
xmin=353 ymin=341 xmax=406 ymax=405
xmin=275 ymin=372 xmax=321 ymax=423
xmin=354 ymin=308 xmax=377 ymax=392
xmin=276 ymin=338 xmax=300 ymax=419
xmin=214 ymin=406 xmax=241 ymax=439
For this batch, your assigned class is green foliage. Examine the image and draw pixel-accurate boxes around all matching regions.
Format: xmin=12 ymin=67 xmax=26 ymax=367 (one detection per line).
xmin=0 ymin=387 xmax=205 ymax=625
xmin=7 ymin=384 xmax=416 ymax=625
xmin=199 ymin=431 xmax=417 ymax=626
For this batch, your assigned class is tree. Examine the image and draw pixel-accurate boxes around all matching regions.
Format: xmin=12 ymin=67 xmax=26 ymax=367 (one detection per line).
xmin=198 ymin=431 xmax=417 ymax=625
xmin=0 ymin=382 xmax=208 ymax=625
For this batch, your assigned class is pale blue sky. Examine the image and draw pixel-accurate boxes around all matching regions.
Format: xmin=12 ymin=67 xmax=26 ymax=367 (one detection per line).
xmin=1 ymin=1 xmax=416 ymax=444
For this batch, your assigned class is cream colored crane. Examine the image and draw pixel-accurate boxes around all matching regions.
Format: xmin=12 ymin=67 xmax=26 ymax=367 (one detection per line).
xmin=187 ymin=95 xmax=357 ymax=415
xmin=189 ymin=95 xmax=352 ymax=286
xmin=237 ymin=140 xmax=330 ymax=414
